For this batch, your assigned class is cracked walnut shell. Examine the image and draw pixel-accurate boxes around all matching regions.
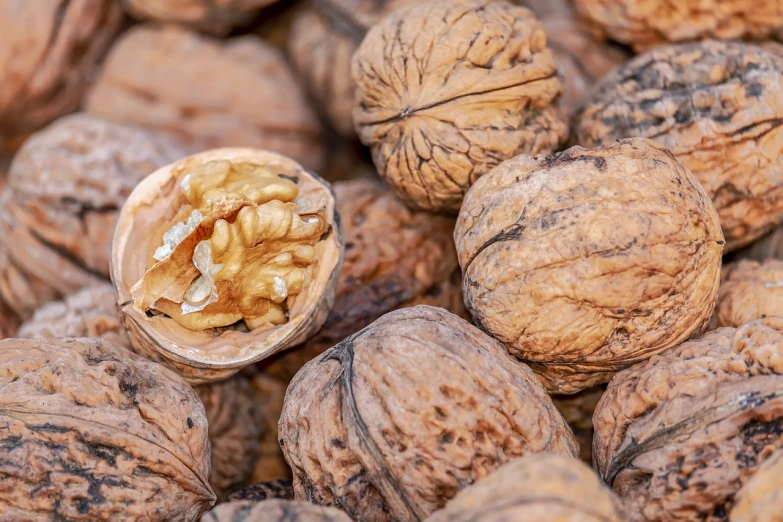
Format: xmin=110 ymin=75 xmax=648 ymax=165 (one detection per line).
xmin=0 ymin=337 xmax=214 ymax=520
xmin=712 ymin=259 xmax=783 ymax=328
xmin=200 ymin=499 xmax=351 ymax=522
xmin=593 ymin=316 xmax=783 ymax=522
xmin=352 ymin=0 xmax=568 ymax=213
xmin=455 ymin=138 xmax=724 ymax=394
xmin=122 ymin=0 xmax=282 ymax=35
xmin=280 ymin=305 xmax=578 ymax=522
xmin=730 ymin=447 xmax=783 ymax=522
xmin=573 ymin=41 xmax=783 ymax=251
xmin=111 ymin=148 xmax=343 ymax=384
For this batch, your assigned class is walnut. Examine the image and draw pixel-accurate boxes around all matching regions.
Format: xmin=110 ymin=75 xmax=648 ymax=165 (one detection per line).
xmin=262 ymin=177 xmax=466 ymax=381
xmin=551 ymin=385 xmax=605 ymax=463
xmin=573 ymin=41 xmax=783 ymax=251
xmin=0 ymin=114 xmax=186 ymax=319
xmin=0 ymin=0 xmax=121 ymax=151
xmin=730 ymin=447 xmax=783 ymax=522
xmin=85 ymin=25 xmax=324 ymax=172
xmin=111 ymin=148 xmax=343 ymax=383
xmin=200 ymin=499 xmax=351 ymax=522
xmin=228 ymin=479 xmax=294 ymax=502
xmin=711 ymin=259 xmax=783 ymax=329
xmin=280 ymin=305 xmax=578 ymax=522
xmin=250 ymin=373 xmax=292 ymax=483
xmin=352 ymin=0 xmax=568 ymax=213
xmin=734 ymin=223 xmax=783 ymax=261
xmin=455 ymin=138 xmax=724 ymax=394
xmin=423 ymin=453 xmax=627 ymax=522
xmin=122 ymin=0 xmax=281 ymax=35
xmin=593 ymin=316 xmax=783 ymax=522
xmin=0 ymin=337 xmax=215 ymax=520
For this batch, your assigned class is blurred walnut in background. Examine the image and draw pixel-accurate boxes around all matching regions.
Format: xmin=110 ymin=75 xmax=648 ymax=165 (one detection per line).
xmin=734 ymin=224 xmax=783 ymax=261
xmin=711 ymin=259 xmax=783 ymax=328
xmin=122 ymin=0 xmax=283 ymax=35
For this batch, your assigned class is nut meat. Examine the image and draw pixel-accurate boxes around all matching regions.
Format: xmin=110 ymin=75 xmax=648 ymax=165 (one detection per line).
xmin=712 ymin=259 xmax=783 ymax=329
xmin=122 ymin=0 xmax=281 ymax=35
xmin=730 ymin=447 xmax=783 ymax=522
xmin=200 ymin=499 xmax=351 ymax=522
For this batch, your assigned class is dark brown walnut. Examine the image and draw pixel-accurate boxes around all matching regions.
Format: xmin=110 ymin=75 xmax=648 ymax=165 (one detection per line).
xmin=711 ymin=259 xmax=783 ymax=329
xmin=352 ymin=0 xmax=568 ymax=213
xmin=455 ymin=138 xmax=724 ymax=394
xmin=122 ymin=0 xmax=282 ymax=35
xmin=0 ymin=114 xmax=186 ymax=319
xmin=200 ymin=499 xmax=352 ymax=522
xmin=85 ymin=25 xmax=324 ymax=172
xmin=551 ymin=385 xmax=605 ymax=463
xmin=0 ymin=337 xmax=215 ymax=520
xmin=730 ymin=447 xmax=783 ymax=522
xmin=228 ymin=479 xmax=294 ymax=502
xmin=250 ymin=373 xmax=292 ymax=483
xmin=262 ymin=177 xmax=466 ymax=381
xmin=573 ymin=41 xmax=783 ymax=251
xmin=424 ymin=453 xmax=627 ymax=522
xmin=594 ymin=316 xmax=783 ymax=522
xmin=112 ymin=148 xmax=344 ymax=383
xmin=280 ymin=305 xmax=578 ymax=522
xmin=0 ymin=0 xmax=120 ymax=152
xmin=734 ymin=223 xmax=783 ymax=261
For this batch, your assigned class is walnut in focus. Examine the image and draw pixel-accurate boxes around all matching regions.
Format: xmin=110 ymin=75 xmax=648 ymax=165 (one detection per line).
xmin=228 ymin=479 xmax=294 ymax=502
xmin=573 ymin=41 xmax=783 ymax=251
xmin=122 ymin=0 xmax=281 ymax=35
xmin=731 ymin=447 xmax=783 ymax=522
xmin=734 ymin=223 xmax=783 ymax=261
xmin=201 ymin=499 xmax=351 ymax=522
xmin=551 ymin=385 xmax=605 ymax=463
xmin=424 ymin=453 xmax=627 ymax=522
xmin=280 ymin=306 xmax=578 ymax=522
xmin=250 ymin=373 xmax=291 ymax=483
xmin=0 ymin=337 xmax=214 ymax=520
xmin=0 ymin=0 xmax=120 ymax=151
xmin=455 ymin=138 xmax=723 ymax=394
xmin=352 ymin=0 xmax=568 ymax=213
xmin=594 ymin=316 xmax=783 ymax=522
xmin=711 ymin=259 xmax=783 ymax=328
xmin=85 ymin=25 xmax=324 ymax=172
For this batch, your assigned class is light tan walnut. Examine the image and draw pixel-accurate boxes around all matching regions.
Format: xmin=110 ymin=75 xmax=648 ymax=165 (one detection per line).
xmin=712 ymin=259 xmax=783 ymax=328
xmin=731 ymin=447 xmax=783 ymax=522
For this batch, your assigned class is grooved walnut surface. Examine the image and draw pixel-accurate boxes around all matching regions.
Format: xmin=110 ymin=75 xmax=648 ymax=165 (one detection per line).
xmin=279 ymin=305 xmax=578 ymax=522
xmin=594 ymin=316 xmax=783 ymax=522
xmin=730 ymin=447 xmax=783 ymax=522
xmin=200 ymin=499 xmax=351 ymax=522
xmin=122 ymin=0 xmax=280 ymax=35
xmin=455 ymin=138 xmax=724 ymax=394
xmin=573 ymin=41 xmax=783 ymax=251
xmin=712 ymin=259 xmax=783 ymax=328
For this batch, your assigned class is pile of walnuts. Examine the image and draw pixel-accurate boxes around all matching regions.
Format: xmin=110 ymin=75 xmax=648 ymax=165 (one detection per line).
xmin=1 ymin=0 xmax=782 ymax=521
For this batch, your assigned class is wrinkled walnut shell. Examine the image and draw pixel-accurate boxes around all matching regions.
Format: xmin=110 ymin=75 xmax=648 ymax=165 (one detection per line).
xmin=455 ymin=138 xmax=724 ymax=394
xmin=594 ymin=316 xmax=783 ymax=522
xmin=730 ymin=447 xmax=783 ymax=522
xmin=551 ymin=385 xmax=605 ymax=463
xmin=228 ymin=479 xmax=294 ymax=502
xmin=280 ymin=305 xmax=578 ymax=522
xmin=122 ymin=0 xmax=281 ymax=35
xmin=712 ymin=259 xmax=783 ymax=329
xmin=200 ymin=499 xmax=352 ymax=522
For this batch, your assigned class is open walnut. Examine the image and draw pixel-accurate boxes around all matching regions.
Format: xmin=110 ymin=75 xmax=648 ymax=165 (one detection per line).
xmin=122 ymin=0 xmax=282 ymax=35
xmin=0 ymin=337 xmax=214 ymax=520
xmin=112 ymin=148 xmax=343 ymax=383
xmin=551 ymin=385 xmax=605 ymax=463
xmin=734 ymin=223 xmax=783 ymax=261
xmin=711 ymin=259 xmax=783 ymax=328
xmin=594 ymin=316 xmax=783 ymax=522
xmin=352 ymin=0 xmax=568 ymax=213
xmin=730 ymin=447 xmax=783 ymax=522
xmin=201 ymin=499 xmax=351 ymax=522
xmin=85 ymin=25 xmax=324 ymax=172
xmin=455 ymin=138 xmax=724 ymax=394
xmin=280 ymin=306 xmax=578 ymax=522
xmin=0 ymin=0 xmax=120 ymax=151
xmin=573 ymin=41 xmax=783 ymax=251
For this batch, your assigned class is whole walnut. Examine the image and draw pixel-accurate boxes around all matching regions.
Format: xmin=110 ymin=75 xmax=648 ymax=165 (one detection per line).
xmin=228 ymin=479 xmax=294 ymax=502
xmin=280 ymin=305 xmax=578 ymax=522
xmin=122 ymin=0 xmax=282 ymax=35
xmin=250 ymin=373 xmax=292 ymax=483
xmin=85 ymin=25 xmax=324 ymax=172
xmin=594 ymin=316 xmax=783 ymax=522
xmin=424 ymin=453 xmax=627 ymax=522
xmin=0 ymin=0 xmax=121 ymax=151
xmin=730 ymin=447 xmax=783 ymax=522
xmin=200 ymin=499 xmax=351 ymax=522
xmin=352 ymin=0 xmax=568 ymax=213
xmin=734 ymin=223 xmax=783 ymax=261
xmin=0 ymin=114 xmax=186 ymax=319
xmin=551 ymin=385 xmax=605 ymax=463
xmin=573 ymin=41 xmax=783 ymax=251
xmin=455 ymin=138 xmax=724 ymax=394
xmin=0 ymin=337 xmax=215 ymax=520
xmin=712 ymin=259 xmax=783 ymax=328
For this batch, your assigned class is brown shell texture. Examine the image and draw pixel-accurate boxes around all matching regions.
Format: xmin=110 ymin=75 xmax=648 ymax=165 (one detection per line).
xmin=280 ymin=305 xmax=578 ymax=522
xmin=0 ymin=113 xmax=186 ymax=320
xmin=352 ymin=0 xmax=568 ymax=213
xmin=122 ymin=0 xmax=281 ymax=35
xmin=573 ymin=41 xmax=783 ymax=251
xmin=85 ymin=25 xmax=324 ymax=172
xmin=455 ymin=138 xmax=724 ymax=394
xmin=200 ymin=499 xmax=352 ymax=522
xmin=250 ymin=373 xmax=292 ymax=484
xmin=734 ymin=223 xmax=783 ymax=261
xmin=262 ymin=177 xmax=465 ymax=381
xmin=593 ymin=316 xmax=783 ymax=522
xmin=730 ymin=446 xmax=783 ymax=522
xmin=551 ymin=385 xmax=605 ymax=463
xmin=712 ymin=259 xmax=783 ymax=328
xmin=0 ymin=0 xmax=121 ymax=151
xmin=423 ymin=453 xmax=627 ymax=522
xmin=228 ymin=479 xmax=294 ymax=502
xmin=0 ymin=337 xmax=215 ymax=520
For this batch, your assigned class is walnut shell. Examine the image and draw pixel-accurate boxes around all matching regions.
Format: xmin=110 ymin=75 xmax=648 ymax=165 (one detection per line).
xmin=249 ymin=373 xmax=291 ymax=483
xmin=85 ymin=25 xmax=324 ymax=173
xmin=573 ymin=41 xmax=783 ymax=251
xmin=352 ymin=0 xmax=568 ymax=213
xmin=228 ymin=479 xmax=294 ymax=502
xmin=551 ymin=385 xmax=605 ymax=463
xmin=594 ymin=316 xmax=783 ymax=522
xmin=712 ymin=259 xmax=783 ymax=328
xmin=0 ymin=114 xmax=186 ymax=319
xmin=280 ymin=305 xmax=578 ymax=522
xmin=734 ymin=223 xmax=783 ymax=261
xmin=0 ymin=337 xmax=215 ymax=520
xmin=730 ymin=447 xmax=783 ymax=522
xmin=0 ymin=0 xmax=121 ymax=151
xmin=455 ymin=138 xmax=724 ymax=394
xmin=122 ymin=0 xmax=281 ymax=35
xmin=423 ymin=453 xmax=627 ymax=522
xmin=200 ymin=499 xmax=351 ymax=522
xmin=111 ymin=148 xmax=344 ymax=383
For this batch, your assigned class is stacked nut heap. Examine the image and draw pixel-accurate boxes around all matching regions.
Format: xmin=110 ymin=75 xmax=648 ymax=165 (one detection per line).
xmin=1 ymin=0 xmax=783 ymax=521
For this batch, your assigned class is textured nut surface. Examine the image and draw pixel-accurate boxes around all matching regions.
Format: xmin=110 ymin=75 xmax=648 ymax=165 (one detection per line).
xmin=573 ymin=41 xmax=783 ymax=251
xmin=85 ymin=25 xmax=324 ymax=172
xmin=455 ymin=138 xmax=724 ymax=394
xmin=228 ymin=479 xmax=294 ymax=502
xmin=594 ymin=316 xmax=783 ymax=522
xmin=424 ymin=453 xmax=627 ymax=522
xmin=730 ymin=447 xmax=783 ymax=522
xmin=123 ymin=0 xmax=280 ymax=35
xmin=200 ymin=499 xmax=352 ymax=522
xmin=0 ymin=0 xmax=120 ymax=150
xmin=280 ymin=305 xmax=578 ymax=522
xmin=551 ymin=385 xmax=605 ymax=463
xmin=735 ymin=223 xmax=783 ymax=261
xmin=0 ymin=337 xmax=215 ymax=520
xmin=352 ymin=0 xmax=567 ymax=213
xmin=0 ymin=114 xmax=186 ymax=319
xmin=250 ymin=373 xmax=291 ymax=483
xmin=712 ymin=259 xmax=783 ymax=328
